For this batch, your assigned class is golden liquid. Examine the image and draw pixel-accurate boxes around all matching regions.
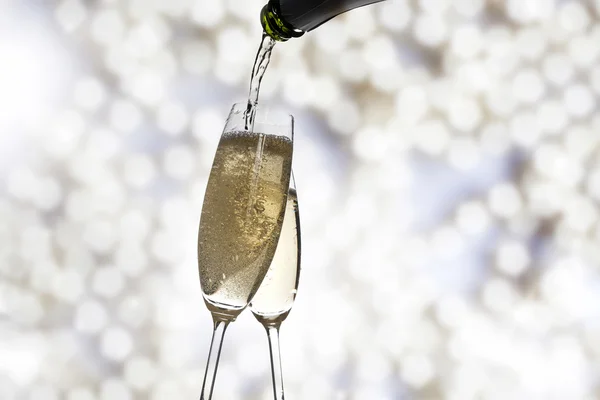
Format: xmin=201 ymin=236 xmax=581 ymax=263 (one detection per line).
xmin=250 ymin=189 xmax=300 ymax=325
xmin=198 ymin=131 xmax=293 ymax=319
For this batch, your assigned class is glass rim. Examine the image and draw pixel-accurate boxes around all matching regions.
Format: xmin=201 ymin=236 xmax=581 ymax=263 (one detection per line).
xmin=230 ymin=102 xmax=293 ymax=120
xmin=226 ymin=102 xmax=294 ymax=139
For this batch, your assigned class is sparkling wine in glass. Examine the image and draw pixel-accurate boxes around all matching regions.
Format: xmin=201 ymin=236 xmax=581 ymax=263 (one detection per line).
xmin=197 ymin=103 xmax=294 ymax=399
xmin=250 ymin=174 xmax=301 ymax=400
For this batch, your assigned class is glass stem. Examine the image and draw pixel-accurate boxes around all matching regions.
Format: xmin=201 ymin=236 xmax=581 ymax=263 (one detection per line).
xmin=266 ymin=324 xmax=285 ymax=400
xmin=200 ymin=318 xmax=229 ymax=400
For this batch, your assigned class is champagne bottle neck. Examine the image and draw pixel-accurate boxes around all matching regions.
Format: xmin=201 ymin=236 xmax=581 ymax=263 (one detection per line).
xmin=261 ymin=1 xmax=305 ymax=42
xmin=262 ymin=0 xmax=386 ymax=41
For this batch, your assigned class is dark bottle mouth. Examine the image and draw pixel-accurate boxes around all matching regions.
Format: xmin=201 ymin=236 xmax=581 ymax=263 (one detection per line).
xmin=260 ymin=2 xmax=304 ymax=42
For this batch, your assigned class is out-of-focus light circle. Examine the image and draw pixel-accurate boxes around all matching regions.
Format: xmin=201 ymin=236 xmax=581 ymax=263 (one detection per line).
xmin=73 ymin=77 xmax=107 ymax=111
xmin=109 ymin=100 xmax=143 ymax=133
xmin=180 ymin=40 xmax=214 ymax=76
xmin=542 ymin=53 xmax=574 ymax=86
xmin=451 ymin=25 xmax=482 ymax=59
xmin=488 ymin=183 xmax=523 ymax=218
xmin=456 ymin=201 xmax=491 ymax=235
xmin=537 ymin=99 xmax=568 ymax=135
xmin=512 ymin=68 xmax=545 ymax=104
xmin=400 ymin=354 xmax=435 ymax=388
xmin=192 ymin=108 xmax=223 ymax=144
xmin=124 ymin=356 xmax=157 ymax=391
xmin=52 ymin=269 xmax=84 ymax=303
xmin=55 ymin=0 xmax=88 ymax=32
xmin=507 ymin=0 xmax=554 ymax=23
xmin=534 ymin=144 xmax=584 ymax=188
xmin=101 ymin=327 xmax=134 ymax=362
xmin=338 ymin=48 xmax=368 ymax=83
xmin=123 ymin=154 xmax=157 ymax=189
xmin=92 ymin=266 xmax=125 ymax=298
xmin=157 ymin=101 xmax=188 ymax=136
xmin=83 ymin=219 xmax=116 ymax=254
xmin=453 ymin=0 xmax=484 ymax=18
xmin=590 ymin=66 xmax=600 ymax=95
xmin=432 ymin=225 xmax=465 ymax=258
xmin=509 ymin=111 xmax=542 ymax=148
xmin=395 ymin=86 xmax=429 ymax=124
xmin=344 ymin=7 xmax=376 ymax=41
xmin=419 ymin=0 xmax=452 ymax=14
xmin=496 ymin=240 xmax=530 ymax=276
xmin=191 ymin=0 xmax=224 ymax=28
xmin=42 ymin=110 xmax=86 ymax=158
xmin=100 ymin=379 xmax=132 ymax=400
xmin=378 ymin=0 xmax=412 ymax=32
xmin=516 ymin=27 xmax=547 ymax=61
xmin=563 ymin=196 xmax=598 ymax=233
xmin=33 ymin=177 xmax=63 ymax=211
xmin=163 ymin=145 xmax=196 ymax=180
xmin=586 ymin=168 xmax=600 ymax=201
xmin=413 ymin=14 xmax=448 ymax=48
xmin=90 ymin=9 xmax=125 ymax=46
xmin=314 ymin=20 xmax=348 ymax=54
xmin=482 ymin=277 xmax=517 ymax=313
xmin=568 ymin=35 xmax=600 ymax=68
xmin=29 ymin=385 xmax=59 ymax=400
xmin=557 ymin=2 xmax=590 ymax=35
xmin=118 ymin=295 xmax=149 ymax=328
xmin=448 ymin=96 xmax=481 ymax=132
xmin=67 ymin=387 xmax=96 ymax=400
xmin=414 ymin=119 xmax=450 ymax=156
xmin=563 ymin=83 xmax=596 ymax=118
xmin=74 ymin=300 xmax=108 ymax=334
xmin=127 ymin=70 xmax=166 ymax=107
xmin=447 ymin=138 xmax=481 ymax=171
xmin=363 ymin=35 xmax=399 ymax=71
xmin=484 ymin=85 xmax=516 ymax=118
xmin=327 ymin=99 xmax=361 ymax=135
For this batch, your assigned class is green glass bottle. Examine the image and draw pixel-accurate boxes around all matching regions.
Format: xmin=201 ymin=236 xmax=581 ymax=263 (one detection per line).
xmin=261 ymin=0 xmax=385 ymax=41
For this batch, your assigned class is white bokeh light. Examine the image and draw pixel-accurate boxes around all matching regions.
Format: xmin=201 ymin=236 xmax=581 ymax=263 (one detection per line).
xmin=1 ymin=1 xmax=599 ymax=399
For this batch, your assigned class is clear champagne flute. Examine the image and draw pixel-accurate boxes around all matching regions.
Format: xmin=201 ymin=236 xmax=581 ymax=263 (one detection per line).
xmin=249 ymin=174 xmax=301 ymax=400
xmin=197 ymin=103 xmax=294 ymax=400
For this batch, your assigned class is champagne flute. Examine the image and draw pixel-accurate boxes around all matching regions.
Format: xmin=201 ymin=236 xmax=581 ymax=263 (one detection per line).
xmin=249 ymin=174 xmax=301 ymax=400
xmin=197 ymin=103 xmax=294 ymax=400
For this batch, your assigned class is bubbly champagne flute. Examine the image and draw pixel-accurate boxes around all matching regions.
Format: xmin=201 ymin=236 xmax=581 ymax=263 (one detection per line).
xmin=197 ymin=103 xmax=294 ymax=400
xmin=250 ymin=174 xmax=301 ymax=400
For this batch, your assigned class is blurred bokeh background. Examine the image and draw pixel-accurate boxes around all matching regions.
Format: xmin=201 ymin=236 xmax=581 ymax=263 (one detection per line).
xmin=1 ymin=0 xmax=600 ymax=398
